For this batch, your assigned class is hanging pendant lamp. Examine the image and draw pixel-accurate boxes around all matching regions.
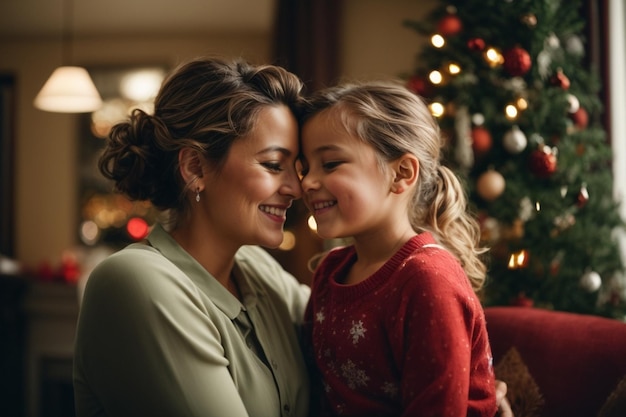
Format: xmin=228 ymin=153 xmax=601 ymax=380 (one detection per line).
xmin=34 ymin=0 xmax=102 ymax=113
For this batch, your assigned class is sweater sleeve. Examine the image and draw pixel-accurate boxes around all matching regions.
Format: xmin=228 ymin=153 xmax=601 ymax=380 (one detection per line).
xmin=74 ymin=247 xmax=251 ymax=417
xmin=394 ymin=253 xmax=497 ymax=417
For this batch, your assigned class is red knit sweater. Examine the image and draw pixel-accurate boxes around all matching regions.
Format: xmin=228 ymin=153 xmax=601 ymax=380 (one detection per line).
xmin=304 ymin=232 xmax=497 ymax=417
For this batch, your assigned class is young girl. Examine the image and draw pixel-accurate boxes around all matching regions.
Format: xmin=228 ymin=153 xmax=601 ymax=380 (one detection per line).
xmin=299 ymin=81 xmax=497 ymax=417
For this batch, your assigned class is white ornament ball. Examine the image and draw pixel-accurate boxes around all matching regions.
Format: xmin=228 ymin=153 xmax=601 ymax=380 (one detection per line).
xmin=547 ymin=33 xmax=560 ymax=49
xmin=580 ymin=270 xmax=602 ymax=292
xmin=567 ymin=94 xmax=580 ymax=113
xmin=565 ymin=35 xmax=585 ymax=56
xmin=503 ymin=125 xmax=528 ymax=154
xmin=476 ymin=170 xmax=506 ymax=201
xmin=472 ymin=113 xmax=485 ymax=126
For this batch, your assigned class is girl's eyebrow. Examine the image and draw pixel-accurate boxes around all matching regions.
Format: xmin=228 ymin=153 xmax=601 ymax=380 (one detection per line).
xmin=307 ymin=144 xmax=342 ymax=155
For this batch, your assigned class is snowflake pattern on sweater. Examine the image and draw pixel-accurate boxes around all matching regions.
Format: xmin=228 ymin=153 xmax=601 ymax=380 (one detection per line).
xmin=304 ymin=232 xmax=497 ymax=417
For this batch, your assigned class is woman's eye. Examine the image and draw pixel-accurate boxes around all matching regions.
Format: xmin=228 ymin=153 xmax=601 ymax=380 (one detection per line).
xmin=262 ymin=162 xmax=283 ymax=172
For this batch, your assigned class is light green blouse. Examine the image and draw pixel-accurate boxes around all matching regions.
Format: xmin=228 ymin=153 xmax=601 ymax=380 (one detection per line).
xmin=73 ymin=224 xmax=311 ymax=417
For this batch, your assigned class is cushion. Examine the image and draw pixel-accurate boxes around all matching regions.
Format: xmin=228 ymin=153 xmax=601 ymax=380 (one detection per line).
xmin=494 ymin=347 xmax=544 ymax=417
xmin=485 ymin=307 xmax=626 ymax=417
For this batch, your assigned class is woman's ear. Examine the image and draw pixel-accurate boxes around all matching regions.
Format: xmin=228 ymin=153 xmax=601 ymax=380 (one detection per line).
xmin=390 ymin=154 xmax=419 ymax=194
xmin=178 ymin=148 xmax=205 ymax=188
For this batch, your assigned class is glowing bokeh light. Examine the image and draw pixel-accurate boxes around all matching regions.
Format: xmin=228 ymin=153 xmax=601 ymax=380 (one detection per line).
xmin=127 ymin=217 xmax=150 ymax=240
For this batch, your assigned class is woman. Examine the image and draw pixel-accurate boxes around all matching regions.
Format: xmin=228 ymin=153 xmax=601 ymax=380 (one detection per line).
xmin=73 ymin=57 xmax=310 ymax=417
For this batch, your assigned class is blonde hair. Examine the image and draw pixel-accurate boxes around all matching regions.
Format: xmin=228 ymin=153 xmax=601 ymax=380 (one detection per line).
xmin=301 ymin=80 xmax=488 ymax=290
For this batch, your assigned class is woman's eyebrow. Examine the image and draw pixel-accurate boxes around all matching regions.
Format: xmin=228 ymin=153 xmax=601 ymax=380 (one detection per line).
xmin=256 ymin=146 xmax=294 ymax=157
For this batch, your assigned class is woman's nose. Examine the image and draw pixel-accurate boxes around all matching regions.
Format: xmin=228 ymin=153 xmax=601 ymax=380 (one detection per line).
xmin=282 ymin=167 xmax=303 ymax=199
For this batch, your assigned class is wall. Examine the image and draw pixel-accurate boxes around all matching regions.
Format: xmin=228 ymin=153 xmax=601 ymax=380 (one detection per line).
xmin=0 ymin=0 xmax=434 ymax=271
xmin=0 ymin=33 xmax=271 ymax=269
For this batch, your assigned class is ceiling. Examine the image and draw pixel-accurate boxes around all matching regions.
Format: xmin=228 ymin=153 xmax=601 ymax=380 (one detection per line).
xmin=0 ymin=0 xmax=277 ymax=38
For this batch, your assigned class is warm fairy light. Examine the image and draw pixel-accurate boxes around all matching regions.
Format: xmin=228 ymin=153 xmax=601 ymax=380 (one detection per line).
xmin=307 ymin=215 xmax=317 ymax=231
xmin=429 ymin=102 xmax=445 ymax=118
xmin=429 ymin=70 xmax=443 ymax=84
xmin=79 ymin=220 xmax=100 ymax=245
xmin=507 ymin=249 xmax=529 ymax=269
xmin=505 ymin=104 xmax=518 ymax=120
xmin=448 ymin=63 xmax=461 ymax=74
xmin=535 ymin=201 xmax=541 ymax=212
xmin=278 ymin=230 xmax=296 ymax=251
xmin=484 ymin=47 xmax=504 ymax=67
xmin=516 ymin=98 xmax=528 ymax=110
xmin=431 ymin=34 xmax=445 ymax=48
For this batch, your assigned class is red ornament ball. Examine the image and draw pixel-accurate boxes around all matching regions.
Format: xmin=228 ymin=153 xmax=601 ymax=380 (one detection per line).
xmin=511 ymin=293 xmax=534 ymax=307
xmin=467 ymin=38 xmax=486 ymax=51
xmin=550 ymin=69 xmax=570 ymax=90
xmin=476 ymin=169 xmax=506 ymax=201
xmin=407 ymin=75 xmax=430 ymax=96
xmin=570 ymin=107 xmax=589 ymax=129
xmin=471 ymin=126 xmax=492 ymax=156
xmin=437 ymin=14 xmax=463 ymax=36
xmin=529 ymin=146 xmax=557 ymax=178
xmin=503 ymin=46 xmax=532 ymax=77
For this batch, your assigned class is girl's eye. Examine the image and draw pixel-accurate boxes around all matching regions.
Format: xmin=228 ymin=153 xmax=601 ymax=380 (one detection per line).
xmin=262 ymin=162 xmax=283 ymax=172
xmin=323 ymin=161 xmax=342 ymax=171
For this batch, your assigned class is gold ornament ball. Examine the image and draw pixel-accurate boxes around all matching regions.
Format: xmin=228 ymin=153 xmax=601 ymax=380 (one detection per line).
xmin=477 ymin=170 xmax=506 ymax=201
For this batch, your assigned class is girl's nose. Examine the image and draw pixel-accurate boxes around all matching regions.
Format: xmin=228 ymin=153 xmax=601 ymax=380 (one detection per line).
xmin=300 ymin=171 xmax=318 ymax=193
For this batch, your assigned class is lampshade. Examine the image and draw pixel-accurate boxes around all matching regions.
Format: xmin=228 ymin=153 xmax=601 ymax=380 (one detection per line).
xmin=34 ymin=66 xmax=103 ymax=113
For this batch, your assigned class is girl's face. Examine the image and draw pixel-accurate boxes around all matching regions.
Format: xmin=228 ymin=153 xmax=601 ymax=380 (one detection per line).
xmin=203 ymin=105 xmax=301 ymax=248
xmin=300 ymin=110 xmax=394 ymax=240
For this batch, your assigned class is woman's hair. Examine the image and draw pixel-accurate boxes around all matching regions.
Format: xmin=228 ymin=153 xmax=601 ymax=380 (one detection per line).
xmin=99 ymin=56 xmax=305 ymax=223
xmin=301 ymin=80 xmax=488 ymax=290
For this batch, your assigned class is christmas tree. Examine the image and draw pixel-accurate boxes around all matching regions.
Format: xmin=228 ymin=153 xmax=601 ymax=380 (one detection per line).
xmin=404 ymin=0 xmax=626 ymax=318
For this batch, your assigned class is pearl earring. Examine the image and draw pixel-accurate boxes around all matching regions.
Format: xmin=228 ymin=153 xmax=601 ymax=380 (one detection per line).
xmin=195 ymin=188 xmax=201 ymax=203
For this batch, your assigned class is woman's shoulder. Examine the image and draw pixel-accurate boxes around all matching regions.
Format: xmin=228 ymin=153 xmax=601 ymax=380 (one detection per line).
xmin=85 ymin=243 xmax=189 ymax=300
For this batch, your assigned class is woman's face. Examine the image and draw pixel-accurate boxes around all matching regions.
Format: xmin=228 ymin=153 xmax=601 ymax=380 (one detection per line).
xmin=203 ymin=105 xmax=301 ymax=249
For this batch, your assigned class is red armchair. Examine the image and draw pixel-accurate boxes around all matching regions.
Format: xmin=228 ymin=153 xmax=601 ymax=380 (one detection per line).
xmin=485 ymin=306 xmax=626 ymax=417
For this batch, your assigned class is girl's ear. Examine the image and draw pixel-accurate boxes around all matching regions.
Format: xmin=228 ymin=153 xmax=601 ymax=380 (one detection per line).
xmin=178 ymin=148 xmax=205 ymax=188
xmin=390 ymin=154 xmax=419 ymax=194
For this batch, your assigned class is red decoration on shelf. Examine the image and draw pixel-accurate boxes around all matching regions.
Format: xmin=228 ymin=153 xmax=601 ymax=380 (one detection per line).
xmin=503 ymin=46 xmax=532 ymax=77
xmin=471 ymin=126 xmax=492 ymax=156
xmin=570 ymin=107 xmax=589 ymax=129
xmin=529 ymin=146 xmax=558 ymax=178
xmin=467 ymin=38 xmax=486 ymax=51
xmin=437 ymin=14 xmax=463 ymax=36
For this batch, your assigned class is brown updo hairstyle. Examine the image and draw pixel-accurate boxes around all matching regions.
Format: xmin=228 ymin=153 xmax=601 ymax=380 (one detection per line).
xmin=99 ymin=56 xmax=305 ymax=225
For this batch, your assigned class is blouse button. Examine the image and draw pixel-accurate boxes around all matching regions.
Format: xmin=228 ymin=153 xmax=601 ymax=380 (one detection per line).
xmin=271 ymin=359 xmax=278 ymax=369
